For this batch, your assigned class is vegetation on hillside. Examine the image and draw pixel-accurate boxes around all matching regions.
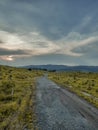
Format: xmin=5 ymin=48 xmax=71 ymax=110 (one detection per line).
xmin=0 ymin=65 xmax=43 ymax=130
xmin=1 ymin=65 xmax=98 ymax=129
xmin=48 ymin=71 xmax=98 ymax=108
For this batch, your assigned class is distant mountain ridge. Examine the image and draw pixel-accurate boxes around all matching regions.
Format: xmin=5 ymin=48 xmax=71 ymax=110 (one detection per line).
xmin=21 ymin=64 xmax=98 ymax=72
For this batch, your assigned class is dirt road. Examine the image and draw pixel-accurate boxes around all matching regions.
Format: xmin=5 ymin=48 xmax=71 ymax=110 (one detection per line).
xmin=35 ymin=76 xmax=98 ymax=130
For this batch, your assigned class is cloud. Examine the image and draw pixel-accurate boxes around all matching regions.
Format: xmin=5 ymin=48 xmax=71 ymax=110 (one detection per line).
xmin=0 ymin=48 xmax=31 ymax=55
xmin=0 ymin=47 xmax=32 ymax=61
xmin=1 ymin=0 xmax=97 ymax=41
xmin=0 ymin=39 xmax=4 ymax=44
xmin=73 ymin=16 xmax=93 ymax=32
xmin=73 ymin=41 xmax=98 ymax=57
xmin=54 ymin=31 xmax=98 ymax=56
xmin=0 ymin=55 xmax=14 ymax=61
xmin=0 ymin=30 xmax=60 ymax=61
xmin=0 ymin=1 xmax=98 ymax=65
xmin=0 ymin=30 xmax=98 ymax=61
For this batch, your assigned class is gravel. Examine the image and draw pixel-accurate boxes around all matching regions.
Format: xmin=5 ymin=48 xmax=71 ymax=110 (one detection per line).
xmin=35 ymin=76 xmax=98 ymax=130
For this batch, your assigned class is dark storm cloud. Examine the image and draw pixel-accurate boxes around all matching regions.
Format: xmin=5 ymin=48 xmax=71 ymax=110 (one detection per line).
xmin=0 ymin=48 xmax=30 ymax=56
xmin=73 ymin=42 xmax=98 ymax=60
xmin=0 ymin=40 xmax=4 ymax=44
xmin=0 ymin=0 xmax=98 ymax=40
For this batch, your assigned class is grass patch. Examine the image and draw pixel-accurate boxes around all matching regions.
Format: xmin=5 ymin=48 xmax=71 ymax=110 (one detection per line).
xmin=0 ymin=65 xmax=43 ymax=130
xmin=48 ymin=71 xmax=98 ymax=108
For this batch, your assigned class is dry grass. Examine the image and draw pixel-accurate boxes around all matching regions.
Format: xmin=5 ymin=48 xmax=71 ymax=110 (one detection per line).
xmin=0 ymin=65 xmax=43 ymax=130
xmin=48 ymin=71 xmax=98 ymax=108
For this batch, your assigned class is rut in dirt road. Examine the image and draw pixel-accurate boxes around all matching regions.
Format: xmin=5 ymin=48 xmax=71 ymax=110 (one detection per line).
xmin=35 ymin=76 xmax=98 ymax=130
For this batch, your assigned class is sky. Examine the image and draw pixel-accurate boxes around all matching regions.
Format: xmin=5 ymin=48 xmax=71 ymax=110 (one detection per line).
xmin=0 ymin=0 xmax=98 ymax=66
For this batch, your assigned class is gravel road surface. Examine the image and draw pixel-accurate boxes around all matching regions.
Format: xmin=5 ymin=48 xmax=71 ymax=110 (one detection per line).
xmin=36 ymin=76 xmax=98 ymax=130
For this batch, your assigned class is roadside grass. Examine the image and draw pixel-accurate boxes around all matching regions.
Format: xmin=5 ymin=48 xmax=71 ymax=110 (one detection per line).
xmin=0 ymin=65 xmax=43 ymax=130
xmin=48 ymin=71 xmax=98 ymax=108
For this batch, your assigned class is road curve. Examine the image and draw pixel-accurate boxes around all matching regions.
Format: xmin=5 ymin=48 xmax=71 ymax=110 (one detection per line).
xmin=35 ymin=76 xmax=98 ymax=130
